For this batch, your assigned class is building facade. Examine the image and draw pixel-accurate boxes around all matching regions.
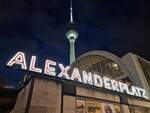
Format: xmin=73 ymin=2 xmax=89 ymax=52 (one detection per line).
xmin=10 ymin=51 xmax=150 ymax=113
xmin=122 ymin=53 xmax=150 ymax=98
xmin=11 ymin=75 xmax=150 ymax=113
xmin=8 ymin=1 xmax=150 ymax=113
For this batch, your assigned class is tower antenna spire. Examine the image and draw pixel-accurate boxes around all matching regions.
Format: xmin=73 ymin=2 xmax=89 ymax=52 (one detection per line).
xmin=66 ymin=0 xmax=78 ymax=64
xmin=70 ymin=0 xmax=73 ymax=23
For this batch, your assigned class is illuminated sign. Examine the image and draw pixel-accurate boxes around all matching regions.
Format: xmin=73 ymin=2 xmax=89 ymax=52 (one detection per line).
xmin=6 ymin=51 xmax=148 ymax=99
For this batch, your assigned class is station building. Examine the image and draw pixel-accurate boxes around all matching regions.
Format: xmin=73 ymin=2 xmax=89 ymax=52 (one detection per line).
xmin=10 ymin=51 xmax=150 ymax=113
xmin=9 ymin=1 xmax=150 ymax=113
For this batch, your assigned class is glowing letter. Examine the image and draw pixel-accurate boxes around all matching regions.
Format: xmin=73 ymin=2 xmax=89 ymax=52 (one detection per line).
xmin=58 ymin=63 xmax=70 ymax=79
xmin=135 ymin=87 xmax=142 ymax=97
xmin=133 ymin=87 xmax=148 ymax=98
xmin=118 ymin=82 xmax=132 ymax=95
xmin=111 ymin=79 xmax=120 ymax=92
xmin=103 ymin=77 xmax=112 ymax=90
xmin=7 ymin=51 xmax=27 ymax=69
xmin=71 ymin=68 xmax=82 ymax=82
xmin=140 ymin=88 xmax=148 ymax=99
xmin=29 ymin=56 xmax=42 ymax=73
xmin=93 ymin=74 xmax=103 ymax=87
xmin=44 ymin=59 xmax=56 ymax=76
xmin=82 ymin=71 xmax=93 ymax=85
xmin=131 ymin=86 xmax=139 ymax=97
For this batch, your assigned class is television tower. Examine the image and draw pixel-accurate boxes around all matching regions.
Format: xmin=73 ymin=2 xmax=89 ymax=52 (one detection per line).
xmin=66 ymin=0 xmax=78 ymax=65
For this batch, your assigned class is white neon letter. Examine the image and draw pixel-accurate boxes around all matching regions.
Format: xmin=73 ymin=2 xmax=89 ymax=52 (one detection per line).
xmin=93 ymin=74 xmax=103 ymax=88
xmin=139 ymin=88 xmax=148 ymax=99
xmin=7 ymin=51 xmax=27 ymax=69
xmin=131 ymin=86 xmax=139 ymax=97
xmin=118 ymin=82 xmax=132 ymax=95
xmin=134 ymin=87 xmax=142 ymax=97
xmin=71 ymin=68 xmax=82 ymax=82
xmin=44 ymin=59 xmax=56 ymax=76
xmin=82 ymin=71 xmax=93 ymax=85
xmin=58 ymin=63 xmax=70 ymax=79
xmin=103 ymin=77 xmax=112 ymax=90
xmin=111 ymin=79 xmax=120 ymax=92
xmin=29 ymin=56 xmax=42 ymax=73
xmin=130 ymin=86 xmax=148 ymax=98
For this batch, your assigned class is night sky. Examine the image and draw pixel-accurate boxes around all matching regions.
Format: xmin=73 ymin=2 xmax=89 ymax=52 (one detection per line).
xmin=0 ymin=0 xmax=150 ymax=87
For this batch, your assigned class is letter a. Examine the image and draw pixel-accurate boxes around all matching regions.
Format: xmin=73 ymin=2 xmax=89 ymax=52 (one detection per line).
xmin=71 ymin=68 xmax=82 ymax=82
xmin=7 ymin=51 xmax=27 ymax=69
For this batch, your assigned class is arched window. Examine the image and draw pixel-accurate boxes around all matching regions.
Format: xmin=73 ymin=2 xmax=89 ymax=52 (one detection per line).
xmin=69 ymin=51 xmax=133 ymax=86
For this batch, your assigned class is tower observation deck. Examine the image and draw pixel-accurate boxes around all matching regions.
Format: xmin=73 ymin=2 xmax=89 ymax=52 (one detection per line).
xmin=66 ymin=0 xmax=78 ymax=64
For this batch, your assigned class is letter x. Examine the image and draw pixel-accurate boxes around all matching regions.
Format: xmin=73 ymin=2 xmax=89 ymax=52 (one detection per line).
xmin=58 ymin=63 xmax=70 ymax=79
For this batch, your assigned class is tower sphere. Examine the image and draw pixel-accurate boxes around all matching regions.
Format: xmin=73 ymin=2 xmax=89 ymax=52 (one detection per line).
xmin=66 ymin=29 xmax=78 ymax=41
